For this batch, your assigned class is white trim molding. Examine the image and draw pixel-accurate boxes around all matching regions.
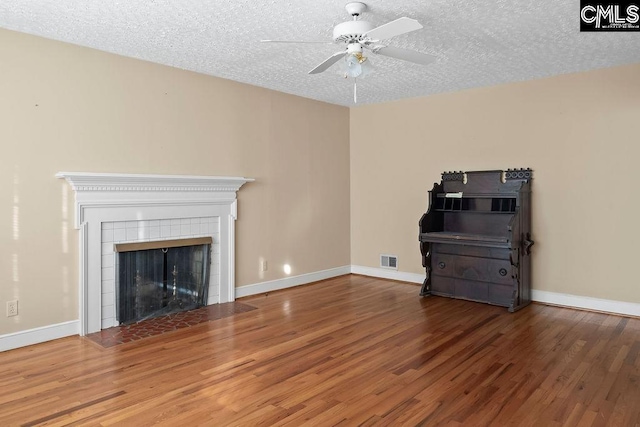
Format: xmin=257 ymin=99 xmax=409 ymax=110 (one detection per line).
xmin=54 ymin=172 xmax=250 ymax=191
xmin=350 ymin=265 xmax=424 ymax=284
xmin=56 ymin=172 xmax=254 ymax=228
xmin=531 ymin=290 xmax=640 ymax=317
xmin=351 ymin=265 xmax=640 ymax=317
xmin=236 ymin=266 xmax=351 ymax=298
xmin=0 ymin=321 xmax=79 ymax=352
xmin=57 ymin=172 xmax=254 ymax=336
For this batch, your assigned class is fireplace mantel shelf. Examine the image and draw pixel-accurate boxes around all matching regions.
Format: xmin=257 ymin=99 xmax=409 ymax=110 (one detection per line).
xmin=56 ymin=172 xmax=254 ymax=192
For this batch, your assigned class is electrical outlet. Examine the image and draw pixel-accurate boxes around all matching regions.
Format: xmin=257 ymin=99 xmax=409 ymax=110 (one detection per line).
xmin=7 ymin=300 xmax=18 ymax=317
xmin=262 ymin=260 xmax=268 ymax=272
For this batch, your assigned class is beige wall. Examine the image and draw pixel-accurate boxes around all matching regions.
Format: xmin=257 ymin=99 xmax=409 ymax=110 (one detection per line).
xmin=351 ymin=63 xmax=640 ymax=304
xmin=0 ymin=29 xmax=350 ymax=335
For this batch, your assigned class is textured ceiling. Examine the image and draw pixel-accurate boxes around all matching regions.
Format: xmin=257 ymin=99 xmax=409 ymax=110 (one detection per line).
xmin=1 ymin=1 xmax=639 ymax=106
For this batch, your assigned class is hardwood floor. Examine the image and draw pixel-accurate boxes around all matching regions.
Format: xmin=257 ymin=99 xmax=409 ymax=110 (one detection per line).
xmin=1 ymin=274 xmax=639 ymax=426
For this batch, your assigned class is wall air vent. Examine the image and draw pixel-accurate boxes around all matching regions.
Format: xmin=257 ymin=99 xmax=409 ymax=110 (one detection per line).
xmin=380 ymin=254 xmax=398 ymax=270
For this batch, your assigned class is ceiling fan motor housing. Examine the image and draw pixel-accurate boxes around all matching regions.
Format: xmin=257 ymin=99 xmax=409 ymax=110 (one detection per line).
xmin=333 ymin=20 xmax=374 ymax=42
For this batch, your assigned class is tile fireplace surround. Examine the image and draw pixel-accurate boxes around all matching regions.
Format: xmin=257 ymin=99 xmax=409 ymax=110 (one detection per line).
xmin=57 ymin=172 xmax=254 ymax=336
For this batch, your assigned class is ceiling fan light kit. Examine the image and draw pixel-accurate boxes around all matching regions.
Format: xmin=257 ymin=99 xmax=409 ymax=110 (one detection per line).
xmin=261 ymin=2 xmax=436 ymax=103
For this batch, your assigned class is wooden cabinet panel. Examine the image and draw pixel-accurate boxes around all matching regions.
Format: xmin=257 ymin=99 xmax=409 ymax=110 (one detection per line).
xmin=454 ymin=279 xmax=489 ymax=303
xmin=488 ymin=283 xmax=514 ymax=306
xmin=431 ymin=276 xmax=455 ymax=296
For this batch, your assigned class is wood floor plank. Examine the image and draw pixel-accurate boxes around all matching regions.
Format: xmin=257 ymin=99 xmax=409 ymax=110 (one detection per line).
xmin=1 ymin=274 xmax=640 ymax=426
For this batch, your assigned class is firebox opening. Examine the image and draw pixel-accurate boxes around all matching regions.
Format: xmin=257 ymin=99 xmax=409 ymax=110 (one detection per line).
xmin=115 ymin=239 xmax=212 ymax=325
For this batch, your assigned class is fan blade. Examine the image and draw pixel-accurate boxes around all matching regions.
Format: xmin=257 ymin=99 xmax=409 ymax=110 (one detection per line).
xmin=363 ymin=17 xmax=423 ymax=40
xmin=308 ymin=51 xmax=346 ymax=74
xmin=374 ymin=45 xmax=436 ymax=65
xmin=260 ymin=40 xmax=333 ymax=44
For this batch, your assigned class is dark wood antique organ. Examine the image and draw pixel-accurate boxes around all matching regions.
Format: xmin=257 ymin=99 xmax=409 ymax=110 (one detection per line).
xmin=418 ymin=169 xmax=533 ymax=312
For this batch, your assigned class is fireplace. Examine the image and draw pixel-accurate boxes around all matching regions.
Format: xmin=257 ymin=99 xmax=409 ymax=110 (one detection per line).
xmin=116 ymin=238 xmax=212 ymax=324
xmin=56 ymin=172 xmax=254 ymax=335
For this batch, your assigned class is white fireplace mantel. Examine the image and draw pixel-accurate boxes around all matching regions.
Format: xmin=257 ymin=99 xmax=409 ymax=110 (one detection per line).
xmin=56 ymin=172 xmax=254 ymax=335
xmin=56 ymin=172 xmax=254 ymax=227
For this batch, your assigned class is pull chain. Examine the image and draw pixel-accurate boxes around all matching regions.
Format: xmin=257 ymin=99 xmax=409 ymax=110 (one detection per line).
xmin=354 ymin=78 xmax=357 ymax=104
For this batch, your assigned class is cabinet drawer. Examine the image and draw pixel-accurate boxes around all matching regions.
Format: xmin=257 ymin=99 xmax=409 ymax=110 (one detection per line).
xmin=454 ymin=255 xmax=513 ymax=286
xmin=432 ymin=253 xmax=513 ymax=285
xmin=434 ymin=244 xmax=510 ymax=260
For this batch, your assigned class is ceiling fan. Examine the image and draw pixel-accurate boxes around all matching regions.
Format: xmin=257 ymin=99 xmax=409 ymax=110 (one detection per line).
xmin=261 ymin=2 xmax=436 ymax=103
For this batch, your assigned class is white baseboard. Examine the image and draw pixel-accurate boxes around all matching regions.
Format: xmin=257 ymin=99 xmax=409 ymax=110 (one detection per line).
xmin=531 ymin=290 xmax=640 ymax=317
xmin=236 ymin=265 xmax=351 ymax=298
xmin=350 ymin=265 xmax=424 ymax=284
xmin=0 ymin=320 xmax=79 ymax=352
xmin=352 ymin=265 xmax=640 ymax=318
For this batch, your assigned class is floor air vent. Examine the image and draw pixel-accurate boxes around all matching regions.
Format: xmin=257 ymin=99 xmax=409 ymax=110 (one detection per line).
xmin=380 ymin=254 xmax=398 ymax=270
